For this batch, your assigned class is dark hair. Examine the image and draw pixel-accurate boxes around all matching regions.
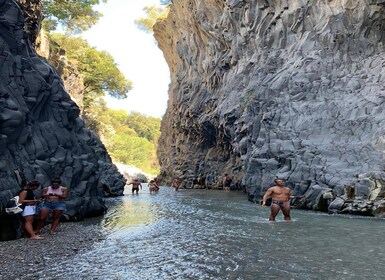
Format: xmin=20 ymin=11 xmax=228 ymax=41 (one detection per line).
xmin=28 ymin=180 xmax=40 ymax=187
xmin=52 ymin=178 xmax=61 ymax=183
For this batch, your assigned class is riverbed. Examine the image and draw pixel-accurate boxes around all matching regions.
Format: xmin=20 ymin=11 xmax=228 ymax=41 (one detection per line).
xmin=25 ymin=185 xmax=385 ymax=279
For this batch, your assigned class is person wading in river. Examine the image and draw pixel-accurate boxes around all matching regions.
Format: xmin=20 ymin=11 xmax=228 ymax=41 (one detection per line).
xmin=129 ymin=179 xmax=142 ymax=194
xmin=262 ymin=179 xmax=293 ymax=222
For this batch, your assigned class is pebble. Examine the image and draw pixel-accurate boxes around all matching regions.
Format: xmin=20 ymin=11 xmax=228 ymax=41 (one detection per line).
xmin=0 ymin=219 xmax=104 ymax=279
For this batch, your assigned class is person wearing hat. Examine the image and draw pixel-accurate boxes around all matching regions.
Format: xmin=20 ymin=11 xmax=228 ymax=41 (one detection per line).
xmin=35 ymin=178 xmax=68 ymax=235
xmin=18 ymin=180 xmax=43 ymax=240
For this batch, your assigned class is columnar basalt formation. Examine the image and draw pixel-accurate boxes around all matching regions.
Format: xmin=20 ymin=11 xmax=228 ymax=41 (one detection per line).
xmin=0 ymin=0 xmax=125 ymax=240
xmin=154 ymin=0 xmax=385 ymax=216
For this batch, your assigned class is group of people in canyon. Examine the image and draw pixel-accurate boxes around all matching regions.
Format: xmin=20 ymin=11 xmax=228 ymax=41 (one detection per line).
xmin=18 ymin=178 xmax=68 ymax=240
xmin=127 ymin=178 xmax=160 ymax=194
xmin=134 ymin=173 xmax=294 ymax=222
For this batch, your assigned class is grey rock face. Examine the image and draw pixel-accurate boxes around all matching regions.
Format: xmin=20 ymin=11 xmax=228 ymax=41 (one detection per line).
xmin=154 ymin=0 xmax=385 ymax=216
xmin=0 ymin=0 xmax=125 ymax=240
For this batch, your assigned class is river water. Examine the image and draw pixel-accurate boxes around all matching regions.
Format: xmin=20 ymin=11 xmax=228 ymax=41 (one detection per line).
xmin=35 ymin=185 xmax=385 ymax=279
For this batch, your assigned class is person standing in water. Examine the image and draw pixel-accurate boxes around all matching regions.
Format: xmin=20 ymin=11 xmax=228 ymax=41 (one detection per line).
xmin=172 ymin=178 xmax=180 ymax=191
xmin=129 ymin=179 xmax=142 ymax=194
xmin=223 ymin=174 xmax=232 ymax=191
xmin=262 ymin=179 xmax=293 ymax=222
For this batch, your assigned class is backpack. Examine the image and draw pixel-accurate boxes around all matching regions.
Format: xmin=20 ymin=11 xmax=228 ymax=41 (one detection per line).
xmin=5 ymin=196 xmax=24 ymax=215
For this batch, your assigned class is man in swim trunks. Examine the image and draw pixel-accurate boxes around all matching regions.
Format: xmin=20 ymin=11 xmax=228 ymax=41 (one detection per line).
xmin=129 ymin=179 xmax=142 ymax=194
xmin=262 ymin=179 xmax=293 ymax=222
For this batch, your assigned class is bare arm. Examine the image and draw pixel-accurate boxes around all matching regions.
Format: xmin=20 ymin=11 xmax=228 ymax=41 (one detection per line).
xmin=41 ymin=187 xmax=49 ymax=198
xmin=262 ymin=188 xmax=273 ymax=206
xmin=18 ymin=190 xmax=38 ymax=204
xmin=59 ymin=187 xmax=68 ymax=200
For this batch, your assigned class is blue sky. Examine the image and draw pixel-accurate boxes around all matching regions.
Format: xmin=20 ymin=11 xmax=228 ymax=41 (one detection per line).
xmin=82 ymin=0 xmax=170 ymax=118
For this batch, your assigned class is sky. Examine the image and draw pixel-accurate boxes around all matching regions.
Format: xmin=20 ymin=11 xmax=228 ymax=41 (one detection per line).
xmin=81 ymin=0 xmax=170 ymax=118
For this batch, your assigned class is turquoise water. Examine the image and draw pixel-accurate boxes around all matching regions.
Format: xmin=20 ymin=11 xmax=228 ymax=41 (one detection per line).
xmin=29 ymin=185 xmax=385 ymax=279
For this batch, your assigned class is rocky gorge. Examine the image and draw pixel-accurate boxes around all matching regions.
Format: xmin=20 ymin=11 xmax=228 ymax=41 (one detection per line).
xmin=0 ymin=0 xmax=125 ymax=240
xmin=155 ymin=0 xmax=385 ymax=217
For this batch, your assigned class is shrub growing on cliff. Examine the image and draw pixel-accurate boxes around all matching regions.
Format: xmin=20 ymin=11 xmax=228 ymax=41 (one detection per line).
xmin=135 ymin=5 xmax=169 ymax=33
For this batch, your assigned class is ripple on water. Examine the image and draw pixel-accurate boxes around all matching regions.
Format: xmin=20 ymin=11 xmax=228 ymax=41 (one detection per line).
xmin=26 ymin=188 xmax=385 ymax=280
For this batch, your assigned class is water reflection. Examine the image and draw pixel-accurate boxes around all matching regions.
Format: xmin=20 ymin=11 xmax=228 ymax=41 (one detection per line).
xmin=102 ymin=198 xmax=155 ymax=233
xmin=26 ymin=186 xmax=385 ymax=279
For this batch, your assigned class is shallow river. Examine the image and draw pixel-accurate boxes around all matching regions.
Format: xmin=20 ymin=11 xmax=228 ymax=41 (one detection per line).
xmin=37 ymin=185 xmax=385 ymax=279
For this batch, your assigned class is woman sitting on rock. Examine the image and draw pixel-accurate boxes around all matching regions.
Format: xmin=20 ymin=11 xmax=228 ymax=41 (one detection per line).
xmin=35 ymin=178 xmax=68 ymax=235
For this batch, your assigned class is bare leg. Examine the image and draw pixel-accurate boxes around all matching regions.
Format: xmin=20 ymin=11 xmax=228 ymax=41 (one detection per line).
xmin=50 ymin=210 xmax=63 ymax=234
xmin=35 ymin=208 xmax=51 ymax=233
xmin=269 ymin=204 xmax=280 ymax=221
xmin=281 ymin=203 xmax=291 ymax=222
xmin=24 ymin=215 xmax=43 ymax=239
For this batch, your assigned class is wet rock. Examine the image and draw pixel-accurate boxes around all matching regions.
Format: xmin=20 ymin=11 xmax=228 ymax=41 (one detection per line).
xmin=154 ymin=0 xmax=385 ymax=217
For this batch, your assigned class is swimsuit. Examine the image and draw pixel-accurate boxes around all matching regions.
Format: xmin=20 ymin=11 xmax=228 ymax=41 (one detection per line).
xmin=272 ymin=200 xmax=289 ymax=207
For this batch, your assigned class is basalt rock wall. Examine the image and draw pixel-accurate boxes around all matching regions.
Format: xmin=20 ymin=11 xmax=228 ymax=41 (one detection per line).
xmin=0 ymin=0 xmax=125 ymax=240
xmin=155 ymin=0 xmax=385 ymax=216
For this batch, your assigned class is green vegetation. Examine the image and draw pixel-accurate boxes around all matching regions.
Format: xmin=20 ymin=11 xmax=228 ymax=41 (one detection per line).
xmin=42 ymin=0 xmax=106 ymax=34
xmin=135 ymin=5 xmax=169 ymax=33
xmin=97 ymin=109 xmax=161 ymax=174
xmin=41 ymin=1 xmax=160 ymax=174
xmin=49 ymin=34 xmax=131 ymax=100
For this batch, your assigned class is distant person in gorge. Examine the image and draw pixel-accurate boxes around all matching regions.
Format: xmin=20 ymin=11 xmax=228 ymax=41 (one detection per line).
xmin=223 ymin=174 xmax=232 ymax=191
xmin=153 ymin=177 xmax=160 ymax=191
xmin=262 ymin=179 xmax=293 ymax=222
xmin=129 ymin=179 xmax=142 ymax=194
xmin=172 ymin=178 xmax=180 ymax=191
xmin=148 ymin=180 xmax=158 ymax=193
xmin=18 ymin=180 xmax=43 ymax=240
xmin=36 ymin=178 xmax=68 ymax=235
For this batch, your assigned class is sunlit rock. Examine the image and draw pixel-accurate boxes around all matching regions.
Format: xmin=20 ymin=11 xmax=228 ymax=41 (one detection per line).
xmin=154 ymin=0 xmax=385 ymax=216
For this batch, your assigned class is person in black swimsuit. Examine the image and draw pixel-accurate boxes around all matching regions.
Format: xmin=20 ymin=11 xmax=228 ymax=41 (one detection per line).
xmin=129 ymin=179 xmax=142 ymax=194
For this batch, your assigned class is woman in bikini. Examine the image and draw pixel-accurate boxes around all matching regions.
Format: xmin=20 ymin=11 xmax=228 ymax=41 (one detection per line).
xmin=35 ymin=178 xmax=68 ymax=235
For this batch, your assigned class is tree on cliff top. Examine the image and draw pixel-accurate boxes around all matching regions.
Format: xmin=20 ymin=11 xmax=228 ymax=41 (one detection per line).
xmin=135 ymin=5 xmax=169 ymax=33
xmin=49 ymin=33 xmax=132 ymax=132
xmin=50 ymin=33 xmax=132 ymax=100
xmin=42 ymin=0 xmax=107 ymax=34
